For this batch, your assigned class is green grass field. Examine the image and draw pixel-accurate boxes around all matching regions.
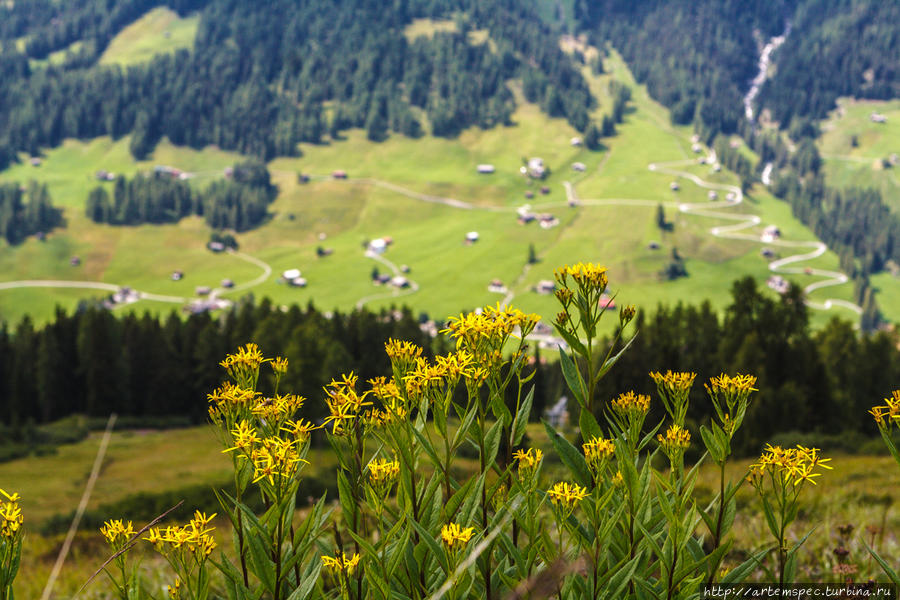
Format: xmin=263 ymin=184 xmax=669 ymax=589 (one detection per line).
xmin=0 ymin=43 xmax=883 ymax=329
xmin=99 ymin=7 xmax=199 ymax=67
xmin=819 ymin=98 xmax=900 ymax=210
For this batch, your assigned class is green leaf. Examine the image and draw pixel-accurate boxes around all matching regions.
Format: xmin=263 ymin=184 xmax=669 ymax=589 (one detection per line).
xmin=286 ymin=561 xmax=322 ymax=600
xmin=512 ymin=387 xmax=534 ymax=446
xmin=579 ymin=408 xmax=603 ymax=442
xmin=245 ymin=525 xmax=276 ymax=593
xmin=543 ymin=420 xmax=592 ymax=488
xmin=863 ymin=538 xmax=900 ymax=586
xmin=596 ymin=332 xmax=637 ymax=381
xmin=558 ymin=346 xmax=586 ymax=407
xmin=452 ymin=404 xmax=479 ymax=450
xmin=409 ymin=519 xmax=449 ymax=575
xmin=721 ymin=548 xmax=769 ymax=584
xmin=699 ymin=424 xmax=724 ymax=464
xmin=484 ymin=419 xmax=504 ymax=466
xmin=554 ymin=326 xmax=588 ymax=357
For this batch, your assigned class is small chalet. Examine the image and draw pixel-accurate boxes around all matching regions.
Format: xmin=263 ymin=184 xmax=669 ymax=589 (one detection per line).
xmin=171 ymin=270 xmax=184 ymax=281
xmin=476 ymin=164 xmax=495 ymax=174
xmin=707 ymin=190 xmax=718 ymax=200
xmin=390 ymin=276 xmax=409 ymax=288
xmin=488 ymin=279 xmax=506 ymax=294
xmin=70 ymin=256 xmax=81 ymax=266
xmin=465 ymin=231 xmax=480 ymax=243
xmin=761 ymin=225 xmax=781 ymax=243
xmin=30 ymin=157 xmax=42 ymax=167
xmin=332 ymin=170 xmax=348 ymax=179
xmin=570 ymin=137 xmax=582 ymax=147
xmin=208 ymin=241 xmax=226 ymax=253
xmin=536 ymin=280 xmax=555 ymax=295
xmin=870 ymin=112 xmax=887 ymax=123
xmin=572 ymin=162 xmax=586 ymax=172
xmin=670 ymin=182 xmax=680 ymax=191
xmin=527 ymin=157 xmax=546 ymax=178
xmin=195 ymin=286 xmax=212 ymax=296
xmin=221 ymin=279 xmax=234 ymax=288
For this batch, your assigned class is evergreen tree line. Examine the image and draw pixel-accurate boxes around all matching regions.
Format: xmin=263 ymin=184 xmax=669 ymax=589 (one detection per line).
xmin=2 ymin=278 xmax=898 ymax=457
xmin=577 ymin=0 xmax=794 ymax=142
xmin=760 ymin=0 xmax=900 ymax=126
xmin=0 ymin=0 xmax=594 ymax=163
xmin=85 ymin=160 xmax=276 ymax=231
xmin=771 ymin=172 xmax=900 ymax=277
xmin=0 ymin=181 xmax=62 ymax=244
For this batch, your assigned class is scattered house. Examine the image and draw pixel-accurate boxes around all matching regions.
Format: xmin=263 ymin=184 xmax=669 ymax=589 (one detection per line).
xmin=648 ymin=241 xmax=660 ymax=250
xmin=539 ymin=214 xmax=559 ymax=229
xmin=171 ymin=270 xmax=184 ymax=281
xmin=568 ymin=198 xmax=579 ymax=208
xmin=95 ymin=170 xmax=115 ymax=181
xmin=729 ymin=139 xmax=742 ymax=149
xmin=761 ymin=225 xmax=781 ymax=243
xmin=318 ymin=232 xmax=327 ymax=240
xmin=282 ymin=268 xmax=301 ymax=281
xmin=524 ymin=190 xmax=534 ymax=199
xmin=518 ymin=213 xmax=536 ymax=225
xmin=707 ymin=190 xmax=718 ymax=200
xmin=104 ymin=286 xmax=140 ymax=308
xmin=375 ymin=274 xmax=392 ymax=285
xmin=572 ymin=162 xmax=586 ymax=172
xmin=570 ymin=137 xmax=582 ymax=147
xmin=208 ymin=241 xmax=226 ymax=253
xmin=761 ymin=247 xmax=775 ymax=258
xmin=870 ymin=112 xmax=888 ymax=123
xmin=804 ymin=267 xmax=813 ymax=275
xmin=535 ymin=280 xmax=556 ymax=294
xmin=70 ymin=256 xmax=81 ymax=266
xmin=519 ymin=166 xmax=528 ymax=175
xmin=726 ymin=192 xmax=736 ymax=201
xmin=527 ymin=157 xmax=546 ymax=178
xmin=890 ymin=153 xmax=899 ymax=166
xmin=30 ymin=157 xmax=42 ymax=167
xmin=332 ymin=170 xmax=348 ymax=179
xmin=390 ymin=276 xmax=409 ymax=288
xmin=692 ymin=143 xmax=702 ymax=154
xmin=221 ymin=278 xmax=234 ymax=288
xmin=670 ymin=182 xmax=680 ymax=191
xmin=540 ymin=186 xmax=550 ymax=195
xmin=690 ymin=134 xmax=700 ymax=143
xmin=368 ymin=238 xmax=391 ymax=254
xmin=400 ymin=264 xmax=410 ymax=273
xmin=465 ymin=231 xmax=480 ymax=243
xmin=713 ymin=163 xmax=722 ymax=172
xmin=598 ymin=293 xmax=616 ymax=309
xmin=185 ymin=297 xmax=231 ymax=314
xmin=195 ymin=286 xmax=212 ymax=296
xmin=288 ymin=277 xmax=307 ymax=288
xmin=488 ymin=279 xmax=507 ymax=294
xmin=698 ymin=157 xmax=707 ymax=165
xmin=476 ymin=164 xmax=495 ymax=174
xmin=154 ymin=165 xmax=184 ymax=179
xmin=298 ymin=173 xmax=310 ymax=183
xmin=224 ymin=166 xmax=234 ymax=178
xmin=766 ymin=275 xmax=790 ymax=294
xmin=316 ymin=246 xmax=334 ymax=257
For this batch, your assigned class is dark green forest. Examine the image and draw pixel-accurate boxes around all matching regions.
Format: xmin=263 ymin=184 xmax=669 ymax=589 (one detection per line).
xmin=0 ymin=0 xmax=593 ymax=166
xmin=0 ymin=181 xmax=61 ymax=244
xmin=2 ymin=278 xmax=897 ymax=459
xmin=85 ymin=160 xmax=276 ymax=231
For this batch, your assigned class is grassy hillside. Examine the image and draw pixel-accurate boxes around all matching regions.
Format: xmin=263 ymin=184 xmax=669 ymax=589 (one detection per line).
xmin=99 ymin=7 xmax=199 ymax=67
xmin=0 ymin=47 xmax=876 ymax=329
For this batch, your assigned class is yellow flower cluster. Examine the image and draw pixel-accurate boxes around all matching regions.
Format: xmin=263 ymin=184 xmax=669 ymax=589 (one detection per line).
xmin=384 ymin=338 xmax=423 ymax=363
xmin=547 ymin=481 xmax=588 ymax=509
xmin=219 ymin=343 xmax=269 ymax=384
xmin=368 ymin=457 xmax=400 ymax=486
xmin=657 ymin=424 xmax=691 ymax=458
xmin=442 ymin=304 xmax=540 ymax=357
xmin=0 ymin=488 xmax=23 ymax=540
xmin=249 ymin=437 xmax=308 ymax=486
xmin=650 ymin=371 xmax=696 ymax=393
xmin=100 ymin=519 xmax=136 ymax=549
xmin=611 ymin=391 xmax=650 ymax=419
xmin=250 ymin=393 xmax=305 ymax=422
xmin=440 ymin=522 xmax=475 ymax=551
xmin=271 ymin=356 xmax=289 ymax=376
xmin=870 ymin=390 xmax=900 ymax=429
xmin=748 ymin=444 xmax=833 ymax=487
xmin=706 ymin=373 xmax=757 ymax=395
xmin=323 ymin=373 xmax=372 ymax=435
xmin=555 ymin=262 xmax=608 ymax=290
xmin=167 ymin=578 xmax=181 ymax=599
xmin=583 ymin=436 xmax=615 ymax=478
xmin=207 ymin=382 xmax=259 ymax=425
xmin=145 ymin=511 xmax=217 ymax=560
xmin=513 ymin=447 xmax=543 ymax=481
xmin=321 ymin=552 xmax=361 ymax=575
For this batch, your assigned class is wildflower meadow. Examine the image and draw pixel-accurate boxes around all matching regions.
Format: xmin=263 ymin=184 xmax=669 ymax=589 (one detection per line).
xmin=3 ymin=264 xmax=899 ymax=599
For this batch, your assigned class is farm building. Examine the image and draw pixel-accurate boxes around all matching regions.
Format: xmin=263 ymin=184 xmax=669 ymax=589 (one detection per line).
xmin=282 ymin=269 xmax=301 ymax=280
xmin=332 ymin=170 xmax=348 ymax=179
xmin=599 ymin=294 xmax=616 ymax=309
xmin=761 ymin=248 xmax=775 ymax=258
xmin=95 ymin=170 xmax=115 ymax=181
xmin=707 ymin=190 xmax=718 ymax=200
xmin=465 ymin=231 xmax=480 ymax=243
xmin=221 ymin=279 xmax=234 ymax=288
xmin=70 ymin=256 xmax=81 ymax=266
xmin=288 ymin=277 xmax=307 ymax=288
xmin=572 ymin=162 xmax=586 ymax=172
xmin=195 ymin=286 xmax=212 ymax=296
xmin=30 ymin=157 xmax=41 ymax=167
xmin=527 ymin=157 xmax=546 ymax=178
xmin=476 ymin=164 xmax=495 ymax=174
xmin=570 ymin=137 xmax=582 ymax=146
xmin=390 ymin=276 xmax=410 ymax=288
xmin=208 ymin=241 xmax=226 ymax=252
xmin=488 ymin=279 xmax=506 ymax=294
xmin=870 ymin=112 xmax=887 ymax=123
xmin=761 ymin=225 xmax=781 ymax=243
xmin=670 ymin=182 xmax=680 ymax=191
xmin=368 ymin=238 xmax=390 ymax=254
xmin=536 ymin=280 xmax=555 ymax=294
xmin=539 ymin=214 xmax=559 ymax=229
xmin=767 ymin=275 xmax=789 ymax=294
xmin=171 ymin=270 xmax=183 ymax=281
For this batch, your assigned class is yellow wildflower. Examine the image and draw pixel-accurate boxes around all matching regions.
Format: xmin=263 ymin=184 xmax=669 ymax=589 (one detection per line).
xmin=611 ymin=391 xmax=650 ymax=418
xmin=512 ymin=447 xmax=543 ymax=481
xmin=100 ymin=519 xmax=136 ymax=548
xmin=440 ymin=522 xmax=475 ymax=551
xmin=547 ymin=481 xmax=588 ymax=509
xmin=321 ymin=552 xmax=361 ymax=575
xmin=583 ymin=436 xmax=615 ymax=478
xmin=368 ymin=457 xmax=400 ymax=486
xmin=657 ymin=424 xmax=691 ymax=460
xmin=271 ymin=356 xmax=289 ymax=375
